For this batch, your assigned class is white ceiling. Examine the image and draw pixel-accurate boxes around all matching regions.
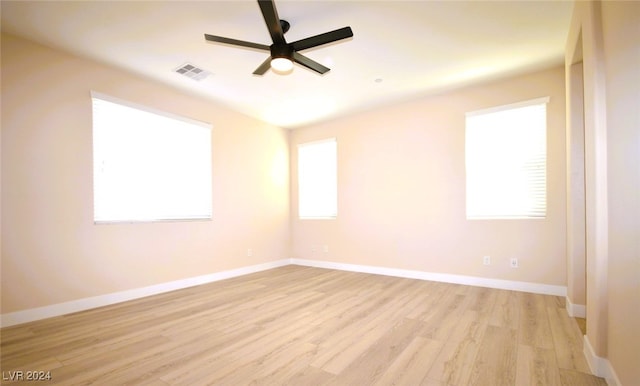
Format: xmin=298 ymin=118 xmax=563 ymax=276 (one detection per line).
xmin=1 ymin=1 xmax=573 ymax=129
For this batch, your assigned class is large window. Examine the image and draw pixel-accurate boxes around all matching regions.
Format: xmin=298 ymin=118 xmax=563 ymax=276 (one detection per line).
xmin=92 ymin=92 xmax=212 ymax=223
xmin=465 ymin=97 xmax=548 ymax=219
xmin=298 ymin=138 xmax=337 ymax=219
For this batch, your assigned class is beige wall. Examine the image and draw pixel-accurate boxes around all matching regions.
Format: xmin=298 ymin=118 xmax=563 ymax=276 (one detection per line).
xmin=601 ymin=1 xmax=639 ymax=384
xmin=290 ymin=67 xmax=567 ymax=286
xmin=1 ymin=34 xmax=290 ymax=314
xmin=566 ymin=1 xmax=640 ymax=383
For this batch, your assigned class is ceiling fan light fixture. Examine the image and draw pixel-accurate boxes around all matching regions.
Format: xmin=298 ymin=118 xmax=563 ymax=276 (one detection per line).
xmin=270 ymin=57 xmax=294 ymax=74
xmin=204 ymin=0 xmax=353 ymax=76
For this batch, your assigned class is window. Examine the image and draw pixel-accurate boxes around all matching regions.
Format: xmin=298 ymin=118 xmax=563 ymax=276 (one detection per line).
xmin=298 ymin=138 xmax=337 ymax=219
xmin=92 ymin=92 xmax=212 ymax=223
xmin=465 ymin=97 xmax=548 ymax=219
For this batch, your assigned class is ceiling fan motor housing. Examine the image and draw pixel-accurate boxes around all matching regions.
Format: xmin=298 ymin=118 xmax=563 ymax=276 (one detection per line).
xmin=271 ymin=43 xmax=294 ymax=60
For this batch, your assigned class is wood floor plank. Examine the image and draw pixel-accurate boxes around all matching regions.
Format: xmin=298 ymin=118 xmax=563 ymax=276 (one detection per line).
xmin=97 ymin=324 xmax=263 ymax=385
xmin=545 ymin=294 xmax=566 ymax=309
xmin=47 ymin=335 xmax=173 ymax=384
xmin=515 ymin=344 xmax=562 ymax=386
xmin=575 ymin=317 xmax=587 ymax=335
xmin=559 ymin=368 xmax=608 ymax=386
xmin=211 ymin=341 xmax=319 ymax=386
xmin=241 ymin=342 xmax=321 ymax=385
xmin=448 ymin=310 xmax=489 ymax=343
xmin=405 ymin=281 xmax=449 ymax=320
xmin=547 ymin=306 xmax=592 ymax=373
xmin=467 ymin=285 xmax=499 ymax=316
xmin=374 ymin=336 xmax=444 ymax=385
xmin=158 ymin=352 xmax=237 ymax=385
xmin=0 ymin=266 xmax=607 ymax=385
xmin=490 ymin=289 xmax=520 ymax=330
xmin=426 ymin=333 xmax=481 ymax=385
xmin=468 ymin=325 xmax=518 ymax=386
xmin=518 ymin=292 xmax=555 ymax=349
xmin=310 ymin=280 xmax=424 ymax=374
xmin=334 ymin=317 xmax=425 ymax=384
xmin=281 ymin=365 xmax=335 ymax=386
xmin=418 ymin=287 xmax=468 ymax=341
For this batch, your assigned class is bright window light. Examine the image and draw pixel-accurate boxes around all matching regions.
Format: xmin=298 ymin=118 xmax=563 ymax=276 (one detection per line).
xmin=298 ymin=138 xmax=337 ymax=219
xmin=92 ymin=92 xmax=212 ymax=223
xmin=465 ymin=97 xmax=548 ymax=219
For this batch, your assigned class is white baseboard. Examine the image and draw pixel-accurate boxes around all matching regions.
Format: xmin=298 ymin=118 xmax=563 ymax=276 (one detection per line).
xmin=290 ymin=258 xmax=567 ymax=296
xmin=584 ymin=335 xmax=622 ymax=386
xmin=0 ymin=259 xmax=290 ymax=328
xmin=566 ymin=296 xmax=587 ymax=318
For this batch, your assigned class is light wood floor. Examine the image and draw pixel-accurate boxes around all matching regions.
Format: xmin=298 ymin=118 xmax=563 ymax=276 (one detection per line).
xmin=575 ymin=317 xmax=587 ymax=336
xmin=1 ymin=266 xmax=605 ymax=385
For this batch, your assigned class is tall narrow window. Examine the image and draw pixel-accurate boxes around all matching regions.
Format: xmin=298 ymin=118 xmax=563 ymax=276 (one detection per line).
xmin=92 ymin=92 xmax=212 ymax=223
xmin=465 ymin=97 xmax=548 ymax=219
xmin=298 ymin=138 xmax=337 ymax=219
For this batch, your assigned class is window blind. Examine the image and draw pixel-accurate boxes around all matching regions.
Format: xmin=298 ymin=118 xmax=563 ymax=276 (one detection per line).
xmin=92 ymin=92 xmax=212 ymax=222
xmin=465 ymin=97 xmax=548 ymax=219
xmin=298 ymin=138 xmax=337 ymax=219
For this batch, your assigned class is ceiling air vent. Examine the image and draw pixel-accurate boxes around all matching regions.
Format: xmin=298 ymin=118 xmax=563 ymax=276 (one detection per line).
xmin=174 ymin=63 xmax=211 ymax=81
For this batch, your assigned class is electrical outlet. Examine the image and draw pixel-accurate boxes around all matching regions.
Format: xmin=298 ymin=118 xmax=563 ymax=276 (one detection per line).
xmin=323 ymin=245 xmax=329 ymax=253
xmin=510 ymin=258 xmax=519 ymax=268
xmin=247 ymin=248 xmax=252 ymax=257
xmin=483 ymin=256 xmax=491 ymax=265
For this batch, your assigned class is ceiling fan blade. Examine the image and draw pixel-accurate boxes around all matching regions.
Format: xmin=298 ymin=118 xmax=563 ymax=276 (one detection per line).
xmin=253 ymin=57 xmax=273 ymax=75
xmin=204 ymin=34 xmax=270 ymax=51
xmin=291 ymin=26 xmax=353 ymax=51
xmin=293 ymin=52 xmax=330 ymax=74
xmin=258 ymin=0 xmax=286 ymax=45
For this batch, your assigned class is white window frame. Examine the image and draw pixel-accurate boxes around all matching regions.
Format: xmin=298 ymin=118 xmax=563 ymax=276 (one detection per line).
xmin=465 ymin=97 xmax=549 ymax=220
xmin=297 ymin=138 xmax=338 ymax=219
xmin=92 ymin=92 xmax=212 ymax=223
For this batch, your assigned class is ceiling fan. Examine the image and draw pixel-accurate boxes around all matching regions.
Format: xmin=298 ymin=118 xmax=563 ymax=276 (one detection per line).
xmin=204 ymin=0 xmax=353 ymax=75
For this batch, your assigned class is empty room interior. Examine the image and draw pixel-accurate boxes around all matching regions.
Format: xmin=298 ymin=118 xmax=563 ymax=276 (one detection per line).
xmin=1 ymin=0 xmax=638 ymax=385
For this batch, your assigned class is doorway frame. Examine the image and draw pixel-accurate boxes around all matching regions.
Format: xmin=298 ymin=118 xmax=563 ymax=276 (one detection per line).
xmin=564 ymin=0 xmax=610 ymax=376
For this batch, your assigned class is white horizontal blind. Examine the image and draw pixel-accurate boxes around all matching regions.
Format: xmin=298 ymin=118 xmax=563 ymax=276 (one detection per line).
xmin=298 ymin=138 xmax=337 ymax=219
xmin=92 ymin=93 xmax=212 ymax=222
xmin=465 ymin=97 xmax=548 ymax=219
